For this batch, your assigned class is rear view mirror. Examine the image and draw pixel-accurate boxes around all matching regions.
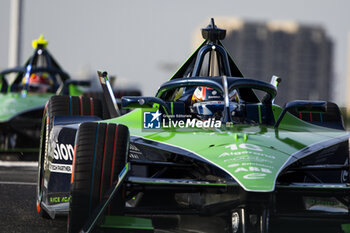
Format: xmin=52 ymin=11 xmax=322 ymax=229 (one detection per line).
xmin=285 ymin=100 xmax=327 ymax=113
xmin=275 ymin=100 xmax=327 ymax=128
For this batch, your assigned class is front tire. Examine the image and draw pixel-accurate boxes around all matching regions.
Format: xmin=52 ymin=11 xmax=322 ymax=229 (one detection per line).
xmin=68 ymin=122 xmax=129 ymax=233
xmin=36 ymin=96 xmax=103 ymax=218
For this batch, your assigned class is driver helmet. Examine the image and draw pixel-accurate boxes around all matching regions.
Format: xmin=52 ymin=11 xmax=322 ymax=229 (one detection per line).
xmin=22 ymin=72 xmax=53 ymax=93
xmin=191 ymin=86 xmax=224 ymax=119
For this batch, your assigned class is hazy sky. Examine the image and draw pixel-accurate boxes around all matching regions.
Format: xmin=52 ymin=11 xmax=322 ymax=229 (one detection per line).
xmin=1 ymin=0 xmax=350 ymax=105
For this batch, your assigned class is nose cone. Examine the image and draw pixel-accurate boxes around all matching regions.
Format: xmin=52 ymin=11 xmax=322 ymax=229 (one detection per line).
xmin=199 ymin=142 xmax=290 ymax=192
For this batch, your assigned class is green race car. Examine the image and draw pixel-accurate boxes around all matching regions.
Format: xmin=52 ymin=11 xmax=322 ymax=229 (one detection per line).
xmin=37 ymin=19 xmax=350 ymax=233
xmin=0 ymin=35 xmax=91 ymax=160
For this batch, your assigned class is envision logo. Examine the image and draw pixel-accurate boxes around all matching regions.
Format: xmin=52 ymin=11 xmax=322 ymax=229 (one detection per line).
xmin=54 ymin=143 xmax=74 ymax=161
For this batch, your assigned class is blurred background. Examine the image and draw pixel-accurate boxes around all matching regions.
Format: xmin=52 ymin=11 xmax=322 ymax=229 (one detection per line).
xmin=1 ymin=0 xmax=350 ymax=107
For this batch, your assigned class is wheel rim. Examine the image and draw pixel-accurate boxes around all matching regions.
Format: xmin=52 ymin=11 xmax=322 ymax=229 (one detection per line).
xmin=231 ymin=212 xmax=240 ymax=233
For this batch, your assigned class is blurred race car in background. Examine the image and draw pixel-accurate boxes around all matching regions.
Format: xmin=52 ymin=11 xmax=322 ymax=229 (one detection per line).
xmin=0 ymin=36 xmax=141 ymax=161
xmin=0 ymin=35 xmax=89 ymax=160
xmin=37 ymin=19 xmax=350 ymax=233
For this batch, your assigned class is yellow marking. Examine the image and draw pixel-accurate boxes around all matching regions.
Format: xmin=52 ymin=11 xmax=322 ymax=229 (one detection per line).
xmin=32 ymin=34 xmax=48 ymax=49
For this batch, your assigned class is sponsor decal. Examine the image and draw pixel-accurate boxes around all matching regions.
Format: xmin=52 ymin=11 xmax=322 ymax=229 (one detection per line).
xmin=49 ymin=162 xmax=72 ymax=174
xmin=129 ymin=153 xmax=140 ymax=159
xmin=234 ymin=167 xmax=272 ymax=174
xmin=48 ymin=194 xmax=71 ymax=204
xmin=243 ymin=173 xmax=266 ymax=179
xmin=130 ymin=143 xmax=141 ymax=152
xmin=240 ymin=162 xmax=273 ymax=168
xmin=228 ymin=162 xmax=273 ymax=169
xmin=129 ymin=143 xmax=142 ymax=159
xmin=213 ymin=143 xmax=279 ymax=181
xmin=228 ymin=163 xmax=240 ymax=167
xmin=225 ymin=144 xmax=263 ymax=152
xmin=233 ymin=165 xmax=272 ymax=180
xmin=219 ymin=151 xmax=275 ymax=160
xmin=303 ymin=197 xmax=348 ymax=213
xmin=54 ymin=143 xmax=74 ymax=161
xmin=223 ymin=155 xmax=273 ymax=164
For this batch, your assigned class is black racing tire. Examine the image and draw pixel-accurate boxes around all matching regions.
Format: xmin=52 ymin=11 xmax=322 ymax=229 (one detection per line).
xmin=36 ymin=96 xmax=103 ymax=218
xmin=68 ymin=122 xmax=129 ymax=233
xmin=47 ymin=95 xmax=103 ymax=129
xmin=36 ymin=109 xmax=51 ymax=219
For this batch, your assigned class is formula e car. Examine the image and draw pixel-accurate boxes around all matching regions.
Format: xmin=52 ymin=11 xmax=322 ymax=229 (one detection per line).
xmin=0 ymin=35 xmax=90 ymax=160
xmin=37 ymin=19 xmax=350 ymax=233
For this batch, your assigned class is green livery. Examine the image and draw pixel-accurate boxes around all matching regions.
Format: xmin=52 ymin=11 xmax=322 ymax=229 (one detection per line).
xmin=0 ymin=93 xmax=53 ymax=122
xmin=111 ymin=106 xmax=348 ymax=193
xmin=0 ymin=35 xmax=87 ymax=159
xmin=38 ymin=20 xmax=350 ymax=233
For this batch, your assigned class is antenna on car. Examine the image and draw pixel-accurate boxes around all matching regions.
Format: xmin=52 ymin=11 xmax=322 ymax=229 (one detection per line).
xmin=201 ymin=18 xmax=226 ymax=42
xmin=97 ymin=71 xmax=121 ymax=118
xmin=192 ymin=18 xmax=231 ymax=77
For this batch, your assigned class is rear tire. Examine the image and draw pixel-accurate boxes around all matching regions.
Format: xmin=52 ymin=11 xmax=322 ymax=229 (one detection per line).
xmin=36 ymin=96 xmax=103 ymax=218
xmin=68 ymin=122 xmax=129 ymax=233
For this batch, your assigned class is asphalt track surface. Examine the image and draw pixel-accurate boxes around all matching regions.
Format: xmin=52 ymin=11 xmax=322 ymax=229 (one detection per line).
xmin=0 ymin=161 xmax=220 ymax=233
xmin=0 ymin=161 xmax=347 ymax=233
xmin=0 ymin=161 xmax=67 ymax=233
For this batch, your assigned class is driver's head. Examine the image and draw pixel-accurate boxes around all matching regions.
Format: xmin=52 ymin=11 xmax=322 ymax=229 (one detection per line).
xmin=191 ymin=86 xmax=224 ymax=119
xmin=191 ymin=86 xmax=222 ymax=103
xmin=22 ymin=72 xmax=53 ymax=93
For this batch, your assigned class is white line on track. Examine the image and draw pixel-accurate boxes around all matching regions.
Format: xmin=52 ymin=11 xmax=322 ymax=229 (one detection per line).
xmin=0 ymin=161 xmax=38 ymax=167
xmin=0 ymin=181 xmax=36 ymax=186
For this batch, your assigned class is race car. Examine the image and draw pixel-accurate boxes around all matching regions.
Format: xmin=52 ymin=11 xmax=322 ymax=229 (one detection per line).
xmin=0 ymin=35 xmax=89 ymax=160
xmin=37 ymin=19 xmax=350 ymax=233
xmin=0 ymin=35 xmax=140 ymax=161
